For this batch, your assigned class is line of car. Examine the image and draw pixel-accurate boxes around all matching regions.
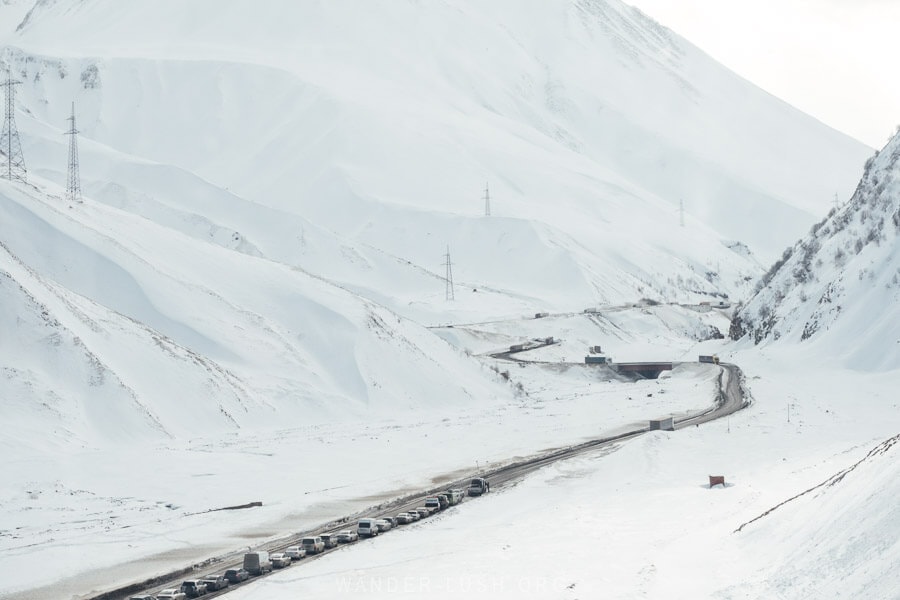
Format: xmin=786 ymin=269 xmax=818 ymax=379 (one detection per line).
xmin=129 ymin=479 xmax=490 ymax=600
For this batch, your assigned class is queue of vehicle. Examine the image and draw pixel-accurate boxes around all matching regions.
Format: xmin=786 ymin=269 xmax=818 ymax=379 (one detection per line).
xmin=129 ymin=482 xmax=484 ymax=600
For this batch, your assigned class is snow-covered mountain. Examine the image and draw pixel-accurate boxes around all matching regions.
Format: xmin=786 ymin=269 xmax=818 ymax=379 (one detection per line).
xmin=0 ymin=0 xmax=874 ymax=453
xmin=731 ymin=131 xmax=900 ymax=371
xmin=1 ymin=2 xmax=896 ymax=599
xmin=0 ymin=0 xmax=870 ymax=321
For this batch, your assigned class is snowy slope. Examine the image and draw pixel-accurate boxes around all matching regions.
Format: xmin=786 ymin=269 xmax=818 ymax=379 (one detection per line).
xmin=0 ymin=0 xmax=871 ymax=317
xmin=732 ymin=433 xmax=900 ymax=599
xmin=211 ymin=356 xmax=900 ymax=600
xmin=731 ymin=131 xmax=900 ymax=371
xmin=0 ymin=2 xmax=895 ymax=599
xmin=0 ymin=177 xmax=514 ymax=452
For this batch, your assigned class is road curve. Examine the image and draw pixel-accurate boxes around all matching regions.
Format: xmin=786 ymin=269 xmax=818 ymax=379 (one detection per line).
xmin=93 ymin=362 xmax=747 ymax=600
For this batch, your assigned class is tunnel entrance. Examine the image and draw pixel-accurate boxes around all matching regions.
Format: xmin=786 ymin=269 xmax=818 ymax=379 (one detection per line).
xmin=613 ymin=362 xmax=674 ymax=379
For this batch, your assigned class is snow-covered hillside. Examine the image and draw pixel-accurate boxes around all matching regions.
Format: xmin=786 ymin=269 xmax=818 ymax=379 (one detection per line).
xmin=1 ymin=0 xmax=876 ymax=463
xmin=731 ymin=131 xmax=900 ymax=371
xmin=0 ymin=177 xmax=514 ymax=453
xmin=0 ymin=1 xmax=896 ymax=599
xmin=0 ymin=0 xmax=871 ymax=320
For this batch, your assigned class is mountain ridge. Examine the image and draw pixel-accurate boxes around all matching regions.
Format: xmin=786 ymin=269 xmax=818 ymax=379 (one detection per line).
xmin=731 ymin=131 xmax=900 ymax=371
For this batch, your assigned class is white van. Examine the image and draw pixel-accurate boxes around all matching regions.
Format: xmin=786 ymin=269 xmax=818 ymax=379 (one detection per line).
xmin=357 ymin=518 xmax=380 ymax=538
xmin=243 ymin=551 xmax=273 ymax=575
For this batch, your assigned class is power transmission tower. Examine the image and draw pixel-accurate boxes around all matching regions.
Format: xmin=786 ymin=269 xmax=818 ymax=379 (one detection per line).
xmin=483 ymin=182 xmax=491 ymax=216
xmin=444 ymin=246 xmax=455 ymax=301
xmin=1 ymin=71 xmax=27 ymax=183
xmin=64 ymin=102 xmax=82 ymax=203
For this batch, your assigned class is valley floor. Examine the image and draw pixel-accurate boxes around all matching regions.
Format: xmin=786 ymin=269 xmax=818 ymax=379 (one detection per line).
xmin=1 ymin=357 xmax=712 ymax=598
xmin=216 ymin=350 xmax=900 ymax=600
xmin=3 ymin=317 xmax=898 ymax=600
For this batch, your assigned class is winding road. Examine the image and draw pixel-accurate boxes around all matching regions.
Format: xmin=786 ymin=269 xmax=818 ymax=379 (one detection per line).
xmin=93 ymin=361 xmax=747 ymax=600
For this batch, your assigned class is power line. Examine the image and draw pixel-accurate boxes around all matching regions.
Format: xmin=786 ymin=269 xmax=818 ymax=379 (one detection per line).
xmin=0 ymin=70 xmax=27 ymax=183
xmin=65 ymin=101 xmax=82 ymax=204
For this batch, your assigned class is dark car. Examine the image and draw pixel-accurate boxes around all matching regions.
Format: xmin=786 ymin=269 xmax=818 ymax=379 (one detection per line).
xmin=201 ymin=574 xmax=229 ymax=591
xmin=224 ymin=568 xmax=250 ymax=584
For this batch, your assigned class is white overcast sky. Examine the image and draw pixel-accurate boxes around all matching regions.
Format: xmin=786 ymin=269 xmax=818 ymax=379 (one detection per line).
xmin=626 ymin=0 xmax=899 ymax=148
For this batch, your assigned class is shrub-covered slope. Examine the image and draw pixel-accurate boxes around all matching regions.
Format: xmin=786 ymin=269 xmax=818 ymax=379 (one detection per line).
xmin=731 ymin=131 xmax=900 ymax=370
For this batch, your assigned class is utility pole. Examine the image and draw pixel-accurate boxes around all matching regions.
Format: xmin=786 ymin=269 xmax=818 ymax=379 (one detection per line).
xmin=483 ymin=182 xmax=491 ymax=217
xmin=679 ymin=199 xmax=685 ymax=227
xmin=833 ymin=193 xmax=840 ymax=211
xmin=64 ymin=102 xmax=82 ymax=203
xmin=444 ymin=246 xmax=455 ymax=301
xmin=0 ymin=71 xmax=27 ymax=183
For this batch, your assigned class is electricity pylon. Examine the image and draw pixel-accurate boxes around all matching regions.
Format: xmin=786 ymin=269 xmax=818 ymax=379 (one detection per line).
xmin=444 ymin=246 xmax=455 ymax=301
xmin=64 ymin=102 xmax=82 ymax=203
xmin=0 ymin=71 xmax=27 ymax=182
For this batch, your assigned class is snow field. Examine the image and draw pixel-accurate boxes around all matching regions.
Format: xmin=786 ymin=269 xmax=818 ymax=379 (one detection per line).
xmin=221 ymin=351 xmax=900 ymax=600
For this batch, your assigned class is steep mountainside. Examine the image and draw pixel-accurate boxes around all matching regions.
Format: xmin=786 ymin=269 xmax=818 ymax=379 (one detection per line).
xmin=0 ymin=0 xmax=871 ymax=320
xmin=731 ymin=131 xmax=900 ymax=371
xmin=0 ymin=179 xmax=512 ymax=453
xmin=0 ymin=0 xmax=880 ymax=457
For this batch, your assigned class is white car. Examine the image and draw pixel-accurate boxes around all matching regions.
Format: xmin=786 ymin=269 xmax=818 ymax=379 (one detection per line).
xmin=284 ymin=546 xmax=306 ymax=560
xmin=157 ymin=590 xmax=186 ymax=600
xmin=336 ymin=529 xmax=358 ymax=543
xmin=270 ymin=553 xmax=292 ymax=568
xmin=375 ymin=518 xmax=393 ymax=533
